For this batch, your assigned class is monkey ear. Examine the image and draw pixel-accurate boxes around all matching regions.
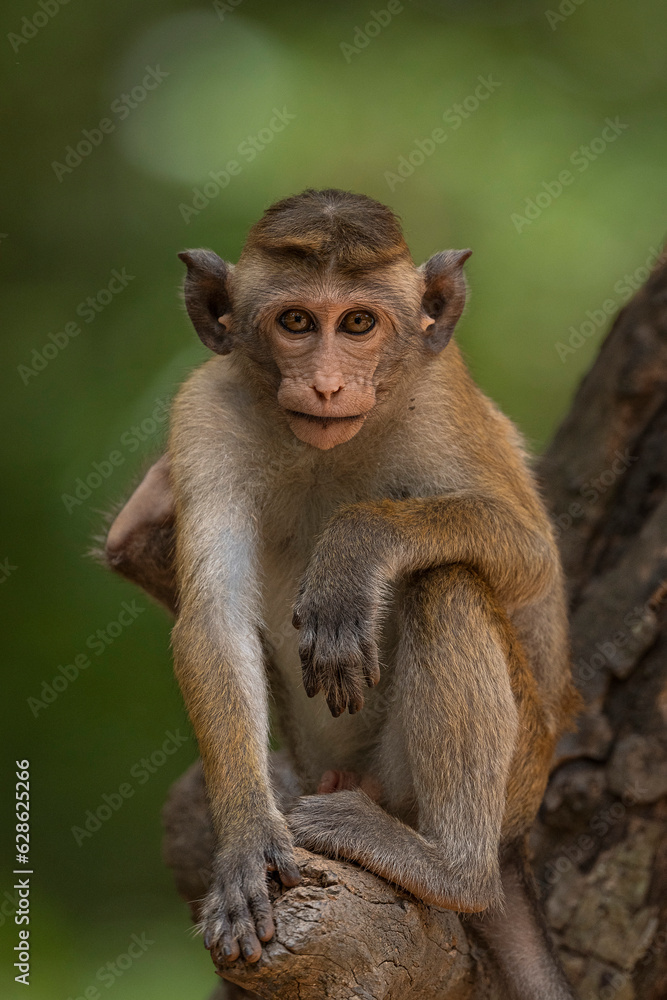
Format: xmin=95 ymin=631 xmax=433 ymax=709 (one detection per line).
xmin=418 ymin=249 xmax=472 ymax=353
xmin=178 ymin=249 xmax=234 ymax=355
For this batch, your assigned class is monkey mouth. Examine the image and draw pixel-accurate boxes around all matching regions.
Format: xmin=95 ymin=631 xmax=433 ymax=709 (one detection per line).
xmin=287 ymin=410 xmax=365 ymax=427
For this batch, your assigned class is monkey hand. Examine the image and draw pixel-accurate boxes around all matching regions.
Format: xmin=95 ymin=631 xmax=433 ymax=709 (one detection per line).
xmin=200 ymin=820 xmax=301 ymax=966
xmin=293 ymin=570 xmax=382 ymax=717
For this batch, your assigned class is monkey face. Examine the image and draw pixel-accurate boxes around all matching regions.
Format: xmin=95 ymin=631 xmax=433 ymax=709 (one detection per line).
xmin=178 ymin=191 xmax=472 ymax=453
xmin=261 ymin=296 xmax=395 ymax=449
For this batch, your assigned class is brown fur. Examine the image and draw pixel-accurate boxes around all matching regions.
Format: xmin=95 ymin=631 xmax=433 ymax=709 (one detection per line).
xmin=103 ymin=190 xmax=577 ymax=994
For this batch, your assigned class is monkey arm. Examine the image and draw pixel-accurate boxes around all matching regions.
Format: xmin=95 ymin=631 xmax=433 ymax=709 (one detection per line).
xmin=170 ymin=464 xmax=300 ymax=963
xmin=293 ymin=492 xmax=559 ymax=716
xmin=306 ymin=493 xmax=558 ymax=609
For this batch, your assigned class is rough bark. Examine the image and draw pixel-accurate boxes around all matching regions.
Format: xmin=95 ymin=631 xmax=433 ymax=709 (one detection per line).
xmin=162 ymin=256 xmax=667 ymax=999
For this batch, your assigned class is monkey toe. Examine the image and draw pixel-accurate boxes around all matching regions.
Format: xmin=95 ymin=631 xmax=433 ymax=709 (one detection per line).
xmin=317 ymin=769 xmax=359 ymax=793
xmin=265 ymin=846 xmax=302 ymax=888
xmin=317 ymin=770 xmax=383 ymax=801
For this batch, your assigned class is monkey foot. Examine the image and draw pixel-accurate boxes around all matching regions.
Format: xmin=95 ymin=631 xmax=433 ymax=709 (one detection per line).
xmin=317 ymin=769 xmax=382 ymax=801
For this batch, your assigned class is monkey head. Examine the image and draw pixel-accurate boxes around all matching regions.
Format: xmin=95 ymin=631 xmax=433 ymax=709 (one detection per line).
xmin=179 ymin=189 xmax=471 ymax=450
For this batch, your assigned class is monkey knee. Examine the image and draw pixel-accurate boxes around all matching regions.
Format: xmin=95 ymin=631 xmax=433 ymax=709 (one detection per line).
xmin=104 ymin=519 xmax=134 ymax=571
xmin=405 ymin=564 xmax=494 ymax=624
xmin=103 ymin=455 xmax=174 ymax=575
xmin=420 ymin=843 xmax=504 ymax=913
xmin=105 ymin=517 xmax=156 ymax=579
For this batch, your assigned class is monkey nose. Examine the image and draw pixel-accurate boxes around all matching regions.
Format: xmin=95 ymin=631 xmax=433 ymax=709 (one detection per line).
xmin=311 ymin=379 xmax=343 ymax=401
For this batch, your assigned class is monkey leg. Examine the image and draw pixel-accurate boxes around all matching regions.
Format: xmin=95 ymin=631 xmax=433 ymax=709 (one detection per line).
xmin=101 ymin=455 xmax=178 ymax=614
xmin=289 ymin=565 xmax=522 ymax=913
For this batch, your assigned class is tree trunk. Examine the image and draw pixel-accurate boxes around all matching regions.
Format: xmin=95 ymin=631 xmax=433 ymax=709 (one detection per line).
xmin=162 ymin=255 xmax=667 ymax=999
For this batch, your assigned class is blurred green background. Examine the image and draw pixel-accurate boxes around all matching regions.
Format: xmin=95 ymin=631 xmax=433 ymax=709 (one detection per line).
xmin=1 ymin=0 xmax=665 ymax=996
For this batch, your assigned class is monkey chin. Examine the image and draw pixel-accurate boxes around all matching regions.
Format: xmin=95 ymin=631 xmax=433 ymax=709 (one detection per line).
xmin=286 ymin=411 xmax=367 ymax=450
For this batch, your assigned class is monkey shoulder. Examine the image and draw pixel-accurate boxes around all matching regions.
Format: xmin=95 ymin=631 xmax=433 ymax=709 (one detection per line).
xmin=170 ymin=357 xmax=270 ymax=456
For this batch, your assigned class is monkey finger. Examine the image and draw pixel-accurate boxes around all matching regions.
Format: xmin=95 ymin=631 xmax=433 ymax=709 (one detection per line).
xmin=211 ymin=921 xmax=240 ymax=964
xmin=219 ymin=934 xmax=241 ymax=963
xmin=301 ymin=667 xmax=322 ymax=698
xmin=362 ymin=643 xmax=381 ymax=688
xmin=348 ymin=693 xmax=365 ymax=714
xmin=326 ymin=693 xmax=345 ymax=717
xmin=276 ymin=858 xmax=302 ymax=887
xmin=238 ymin=930 xmax=262 ymax=963
xmin=248 ymin=892 xmax=275 ymax=943
xmin=265 ymin=846 xmax=302 ymax=888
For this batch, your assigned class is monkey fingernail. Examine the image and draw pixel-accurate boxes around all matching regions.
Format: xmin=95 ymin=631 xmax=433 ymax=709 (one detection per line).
xmin=222 ymin=940 xmax=239 ymax=961
xmin=257 ymin=922 xmax=273 ymax=942
xmin=203 ymin=932 xmax=212 ymax=950
xmin=241 ymin=936 xmax=261 ymax=962
xmin=279 ymin=863 xmax=302 ymax=887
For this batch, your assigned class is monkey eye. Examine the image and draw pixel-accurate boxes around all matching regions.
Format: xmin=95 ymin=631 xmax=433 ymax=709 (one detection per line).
xmin=340 ymin=310 xmax=375 ymax=335
xmin=278 ymin=309 xmax=315 ymax=333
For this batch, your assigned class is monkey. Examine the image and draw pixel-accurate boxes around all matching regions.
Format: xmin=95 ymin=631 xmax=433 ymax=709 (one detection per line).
xmin=103 ymin=189 xmax=579 ymax=999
